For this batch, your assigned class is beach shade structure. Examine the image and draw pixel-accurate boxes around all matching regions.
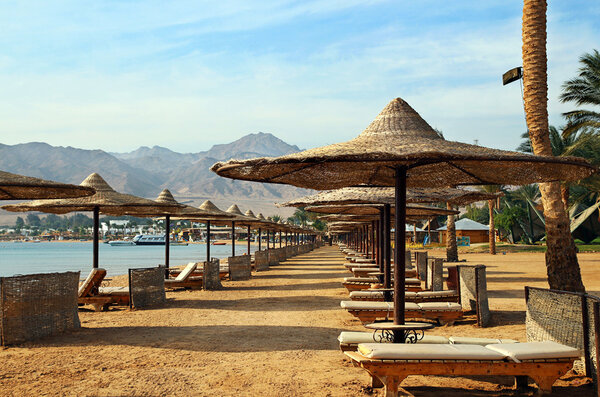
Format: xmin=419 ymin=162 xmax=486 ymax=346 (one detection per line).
xmin=0 ymin=170 xmax=95 ymax=200
xmin=212 ymin=97 xmax=595 ymax=342
xmin=279 ymin=186 xmax=502 ymax=208
xmin=174 ymin=200 xmax=237 ymax=263
xmin=306 ymin=203 xmax=457 ymax=217
xmin=226 ymin=204 xmax=266 ymax=256
xmin=2 ymin=173 xmax=183 ymax=269
xmin=137 ymin=189 xmax=229 ymax=272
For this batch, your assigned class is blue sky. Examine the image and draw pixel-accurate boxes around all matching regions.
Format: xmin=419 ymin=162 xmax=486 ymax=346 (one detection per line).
xmin=0 ymin=1 xmax=598 ymax=153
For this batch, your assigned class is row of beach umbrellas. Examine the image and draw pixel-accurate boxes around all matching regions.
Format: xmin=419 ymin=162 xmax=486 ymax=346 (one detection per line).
xmin=1 ymin=172 xmax=318 ymax=273
xmin=210 ymin=97 xmax=596 ymax=342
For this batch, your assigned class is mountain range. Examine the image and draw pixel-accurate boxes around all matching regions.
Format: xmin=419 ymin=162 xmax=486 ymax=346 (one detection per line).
xmin=0 ymin=133 xmax=309 ymax=222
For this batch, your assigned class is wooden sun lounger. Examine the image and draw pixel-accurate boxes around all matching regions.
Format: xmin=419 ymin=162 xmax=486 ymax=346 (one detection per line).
xmin=337 ymin=331 xmax=518 ymax=352
xmin=165 ymin=262 xmax=203 ymax=290
xmin=343 ymin=277 xmax=422 ymax=293
xmin=349 ymin=289 xmax=459 ymax=303
xmin=352 ymin=268 xmax=417 ymax=279
xmin=345 ymin=342 xmax=579 ymax=396
xmin=340 ymin=301 xmax=463 ymax=325
xmin=169 ymin=268 xmax=228 ymax=280
xmin=78 ymin=268 xmax=130 ymax=311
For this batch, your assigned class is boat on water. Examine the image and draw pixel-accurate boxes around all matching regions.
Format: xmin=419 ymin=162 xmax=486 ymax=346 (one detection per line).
xmin=108 ymin=240 xmax=135 ymax=246
xmin=107 ymin=234 xmax=189 ymax=246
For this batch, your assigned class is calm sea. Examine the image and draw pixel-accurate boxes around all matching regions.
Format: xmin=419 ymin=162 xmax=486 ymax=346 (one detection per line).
xmin=0 ymin=241 xmax=259 ymax=278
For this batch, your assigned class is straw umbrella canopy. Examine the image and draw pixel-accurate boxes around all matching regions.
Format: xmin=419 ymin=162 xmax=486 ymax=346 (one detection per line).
xmin=2 ymin=173 xmax=182 ymax=269
xmin=212 ymin=97 xmax=595 ymax=342
xmin=225 ymin=204 xmax=265 ymax=257
xmin=279 ymin=186 xmax=503 ymax=207
xmin=0 ymin=170 xmax=96 ymax=200
xmin=306 ymin=203 xmax=457 ymax=217
xmin=137 ymin=189 xmax=229 ymax=271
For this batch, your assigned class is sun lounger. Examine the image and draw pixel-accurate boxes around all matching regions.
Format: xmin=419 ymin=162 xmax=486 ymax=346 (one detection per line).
xmin=352 ymin=267 xmax=418 ymax=279
xmin=345 ymin=341 xmax=579 ymax=395
xmin=169 ymin=266 xmax=228 ymax=280
xmin=78 ymin=268 xmax=130 ymax=311
xmin=349 ymin=289 xmax=459 ymax=303
xmin=164 ymin=262 xmax=203 ymax=290
xmin=337 ymin=331 xmax=517 ymax=352
xmin=343 ymin=277 xmax=422 ymax=293
xmin=340 ymin=300 xmax=463 ymax=325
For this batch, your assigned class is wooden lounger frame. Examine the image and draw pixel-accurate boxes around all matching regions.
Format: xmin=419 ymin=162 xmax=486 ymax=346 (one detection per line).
xmin=350 ymin=292 xmax=460 ymax=303
xmin=78 ymin=269 xmax=130 ymax=311
xmin=345 ymin=307 xmax=463 ymax=326
xmin=343 ymin=282 xmax=422 ymax=293
xmin=345 ymin=351 xmax=575 ymax=396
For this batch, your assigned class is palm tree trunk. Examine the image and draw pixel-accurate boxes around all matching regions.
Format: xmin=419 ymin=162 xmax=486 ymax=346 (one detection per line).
xmin=488 ymin=199 xmax=496 ymax=255
xmin=560 ymin=184 xmax=569 ymax=212
xmin=522 ymin=0 xmax=584 ymax=292
xmin=446 ymin=202 xmax=458 ymax=262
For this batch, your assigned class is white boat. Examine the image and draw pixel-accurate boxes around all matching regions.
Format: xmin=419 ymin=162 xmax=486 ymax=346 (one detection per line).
xmin=108 ymin=240 xmax=135 ymax=246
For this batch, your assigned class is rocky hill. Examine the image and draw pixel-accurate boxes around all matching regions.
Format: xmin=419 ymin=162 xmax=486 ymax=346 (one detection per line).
xmin=0 ymin=133 xmax=310 ymax=221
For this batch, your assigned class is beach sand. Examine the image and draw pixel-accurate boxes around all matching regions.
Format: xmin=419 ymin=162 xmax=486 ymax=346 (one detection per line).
xmin=0 ymin=246 xmax=597 ymax=396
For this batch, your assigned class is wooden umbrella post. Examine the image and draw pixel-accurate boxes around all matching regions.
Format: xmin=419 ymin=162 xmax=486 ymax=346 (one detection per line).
xmin=383 ymin=203 xmax=391 ymax=300
xmin=165 ymin=215 xmax=171 ymax=277
xmin=206 ymin=220 xmax=211 ymax=263
xmin=258 ymin=228 xmax=262 ymax=251
xmin=247 ymin=225 xmax=251 ymax=255
xmin=93 ymin=205 xmax=99 ymax=269
xmin=231 ymin=220 xmax=235 ymax=257
xmin=393 ymin=166 xmax=408 ymax=341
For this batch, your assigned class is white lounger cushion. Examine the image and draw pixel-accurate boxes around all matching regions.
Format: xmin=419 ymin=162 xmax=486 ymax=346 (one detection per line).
xmin=98 ymin=286 xmax=129 ymax=295
xmin=344 ymin=277 xmax=379 ymax=283
xmin=357 ymin=343 xmax=508 ymax=361
xmin=417 ymin=302 xmax=462 ymax=311
xmin=416 ymin=290 xmax=458 ymax=298
xmin=175 ymin=262 xmax=198 ymax=281
xmin=485 ymin=341 xmax=581 ymax=363
xmin=353 ymin=258 xmax=374 ymax=263
xmin=352 ymin=267 xmax=379 ymax=272
xmin=349 ymin=291 xmax=418 ymax=299
xmin=338 ymin=331 xmax=449 ymax=345
xmin=450 ymin=336 xmax=518 ymax=345
xmin=341 ymin=301 xmax=458 ymax=312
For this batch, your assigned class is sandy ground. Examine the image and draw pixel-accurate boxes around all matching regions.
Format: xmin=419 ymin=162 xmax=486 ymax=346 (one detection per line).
xmin=1 ymin=246 xmax=598 ymax=396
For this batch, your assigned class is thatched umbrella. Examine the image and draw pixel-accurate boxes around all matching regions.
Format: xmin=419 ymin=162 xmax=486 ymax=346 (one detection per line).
xmin=0 ymin=170 xmax=95 ymax=200
xmin=212 ymin=97 xmax=595 ymax=342
xmin=140 ymin=189 xmax=229 ymax=271
xmin=2 ymin=173 xmax=182 ymax=269
xmin=284 ymin=186 xmax=503 ymax=262
xmin=225 ymin=204 xmax=266 ymax=256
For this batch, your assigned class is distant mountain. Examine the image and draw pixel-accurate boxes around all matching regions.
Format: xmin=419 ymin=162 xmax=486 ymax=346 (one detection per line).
xmin=0 ymin=133 xmax=310 ymax=216
xmin=0 ymin=142 xmax=161 ymax=196
xmin=199 ymin=132 xmax=301 ymax=160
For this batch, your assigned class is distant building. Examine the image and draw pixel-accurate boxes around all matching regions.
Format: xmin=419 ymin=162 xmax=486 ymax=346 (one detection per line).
xmin=437 ymin=218 xmax=492 ymax=245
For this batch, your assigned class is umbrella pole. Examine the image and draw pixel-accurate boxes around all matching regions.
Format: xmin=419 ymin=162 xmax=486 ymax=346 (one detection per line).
xmin=258 ymin=228 xmax=262 ymax=251
xmin=371 ymin=221 xmax=375 ymax=260
xmin=232 ymin=221 xmax=235 ymax=257
xmin=378 ymin=210 xmax=384 ymax=273
xmin=383 ymin=203 xmax=391 ymax=301
xmin=247 ymin=225 xmax=251 ymax=255
xmin=393 ymin=166 xmax=407 ymax=341
xmin=93 ymin=206 xmax=99 ymax=269
xmin=165 ymin=215 xmax=170 ymax=277
xmin=206 ymin=221 xmax=211 ymax=263
xmin=279 ymin=231 xmax=282 ymax=248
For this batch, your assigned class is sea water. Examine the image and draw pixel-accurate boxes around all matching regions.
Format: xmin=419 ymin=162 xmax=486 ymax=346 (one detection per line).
xmin=0 ymin=241 xmax=259 ymax=277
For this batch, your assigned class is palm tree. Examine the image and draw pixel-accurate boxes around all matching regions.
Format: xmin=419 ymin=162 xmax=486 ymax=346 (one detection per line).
xmin=445 ymin=202 xmax=458 ymax=262
xmin=479 ymin=185 xmax=503 ymax=255
xmin=560 ymin=50 xmax=600 ymax=137
xmin=522 ymin=0 xmax=585 ymax=292
xmin=518 ymin=127 xmax=600 ymax=210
